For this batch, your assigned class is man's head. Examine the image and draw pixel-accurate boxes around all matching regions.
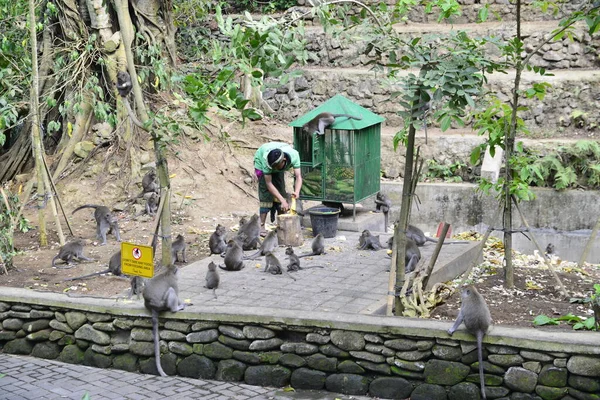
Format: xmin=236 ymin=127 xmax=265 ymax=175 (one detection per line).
xmin=267 ymin=149 xmax=286 ymax=170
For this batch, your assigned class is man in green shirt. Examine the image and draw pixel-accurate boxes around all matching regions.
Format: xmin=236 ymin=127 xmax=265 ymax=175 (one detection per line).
xmin=254 ymin=142 xmax=303 ymax=235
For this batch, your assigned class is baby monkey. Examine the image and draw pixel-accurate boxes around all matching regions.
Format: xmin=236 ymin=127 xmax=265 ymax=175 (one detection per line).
xmin=205 ymin=261 xmax=220 ymax=299
xmin=285 ymin=247 xmax=324 ymax=272
xmin=52 ymin=239 xmax=94 ymax=269
xmin=264 ymin=251 xmax=296 ymax=281
xmin=448 ymin=285 xmax=492 ymax=400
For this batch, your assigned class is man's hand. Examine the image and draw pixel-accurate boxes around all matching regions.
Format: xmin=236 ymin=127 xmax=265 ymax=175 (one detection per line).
xmin=281 ymin=200 xmax=290 ymax=212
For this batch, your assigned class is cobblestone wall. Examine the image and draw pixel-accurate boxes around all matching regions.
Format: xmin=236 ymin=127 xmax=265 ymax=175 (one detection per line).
xmin=1 ymin=298 xmax=599 ymax=399
xmin=265 ymin=69 xmax=600 ymax=137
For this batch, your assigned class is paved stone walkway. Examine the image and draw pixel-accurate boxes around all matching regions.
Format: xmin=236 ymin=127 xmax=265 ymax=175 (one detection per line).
xmin=0 ymin=353 xmax=372 ymax=400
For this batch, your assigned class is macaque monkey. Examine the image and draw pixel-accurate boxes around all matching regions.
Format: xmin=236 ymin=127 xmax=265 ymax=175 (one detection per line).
xmin=171 ymin=234 xmax=187 ymax=263
xmin=358 ymin=229 xmax=383 ymax=250
xmin=128 ymin=276 xmax=147 ymax=300
xmin=141 ymin=169 xmax=159 ymax=195
xmin=285 ymin=247 xmax=324 ymax=272
xmin=235 ymin=214 xmax=261 ymax=251
xmin=298 ymin=233 xmax=326 ymax=258
xmin=407 ymin=224 xmax=467 ymax=246
xmin=142 ymin=264 xmax=186 ymax=377
xmin=219 ymin=240 xmax=245 ymax=271
xmin=72 ymin=204 xmax=121 ymax=245
xmin=302 ymin=112 xmax=363 ymax=135
xmin=245 ymin=229 xmax=278 ymax=260
xmin=145 ymin=192 xmax=160 ymax=216
xmin=387 ymin=236 xmax=421 ymax=273
xmin=545 ymin=243 xmax=555 ymax=258
xmin=64 ymin=251 xmax=122 ymax=281
xmin=448 ymin=285 xmax=492 ymax=400
xmin=209 ymin=224 xmax=228 ymax=255
xmin=374 ymin=192 xmax=392 ymax=233
xmin=51 ymin=239 xmax=94 ymax=269
xmin=116 ymin=71 xmax=133 ymax=97
xmin=205 ymin=261 xmax=220 ymax=299
xmin=264 ymin=251 xmax=296 ymax=281
xmin=116 ymin=71 xmax=144 ymax=128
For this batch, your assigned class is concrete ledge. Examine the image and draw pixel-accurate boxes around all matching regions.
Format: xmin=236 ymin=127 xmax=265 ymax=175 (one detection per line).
xmin=1 ymin=286 xmax=598 ymax=355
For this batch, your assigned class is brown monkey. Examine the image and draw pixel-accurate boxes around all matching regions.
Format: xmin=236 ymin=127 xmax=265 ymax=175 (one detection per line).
xmin=171 ymin=234 xmax=187 ymax=263
xmin=302 ymin=112 xmax=362 ymax=135
xmin=72 ymin=204 xmax=121 ymax=245
xmin=285 ymin=246 xmax=324 ymax=272
xmin=245 ymin=229 xmax=278 ymax=260
xmin=358 ymin=229 xmax=383 ymax=250
xmin=205 ymin=261 xmax=220 ymax=299
xmin=209 ymin=224 xmax=228 ymax=255
xmin=51 ymin=239 xmax=94 ymax=269
xmin=63 ymin=250 xmax=122 ymax=281
xmin=220 ymin=240 xmax=245 ymax=271
xmin=298 ymin=233 xmax=326 ymax=258
xmin=448 ymin=285 xmax=492 ymax=400
xmin=374 ymin=192 xmax=392 ymax=232
xmin=264 ymin=251 xmax=296 ymax=281
xmin=142 ymin=264 xmax=186 ymax=377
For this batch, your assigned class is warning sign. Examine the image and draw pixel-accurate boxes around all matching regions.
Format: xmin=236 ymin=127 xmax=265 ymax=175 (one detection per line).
xmin=121 ymin=242 xmax=154 ymax=278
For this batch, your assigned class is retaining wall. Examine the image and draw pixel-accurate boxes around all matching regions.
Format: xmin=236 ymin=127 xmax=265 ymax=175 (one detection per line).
xmin=1 ymin=288 xmax=599 ymax=399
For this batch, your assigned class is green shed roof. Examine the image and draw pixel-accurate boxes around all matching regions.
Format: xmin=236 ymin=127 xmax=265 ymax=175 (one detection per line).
xmin=289 ymin=94 xmax=385 ymax=131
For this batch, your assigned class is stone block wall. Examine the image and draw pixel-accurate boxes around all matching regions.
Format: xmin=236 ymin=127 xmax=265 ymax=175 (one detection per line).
xmin=1 ymin=292 xmax=599 ymax=399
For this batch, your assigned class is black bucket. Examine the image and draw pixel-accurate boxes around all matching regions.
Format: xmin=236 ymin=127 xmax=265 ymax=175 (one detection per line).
xmin=308 ymin=207 xmax=340 ymax=238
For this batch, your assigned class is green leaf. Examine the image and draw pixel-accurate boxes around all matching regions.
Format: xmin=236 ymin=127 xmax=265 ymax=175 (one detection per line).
xmin=533 ymin=315 xmax=559 ymax=326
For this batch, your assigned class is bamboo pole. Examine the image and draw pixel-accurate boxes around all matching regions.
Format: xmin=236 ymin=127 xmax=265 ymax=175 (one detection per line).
xmin=578 ymin=216 xmax=600 ymax=267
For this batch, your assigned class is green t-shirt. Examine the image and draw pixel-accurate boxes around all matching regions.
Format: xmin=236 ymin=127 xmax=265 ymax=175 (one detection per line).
xmin=254 ymin=142 xmax=300 ymax=174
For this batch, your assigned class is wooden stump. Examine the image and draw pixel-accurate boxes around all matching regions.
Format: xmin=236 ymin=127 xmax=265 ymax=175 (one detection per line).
xmin=277 ymin=214 xmax=303 ymax=247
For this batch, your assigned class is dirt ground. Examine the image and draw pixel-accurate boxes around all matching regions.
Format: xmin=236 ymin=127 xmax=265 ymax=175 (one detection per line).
xmin=2 ymin=115 xmax=599 ymax=333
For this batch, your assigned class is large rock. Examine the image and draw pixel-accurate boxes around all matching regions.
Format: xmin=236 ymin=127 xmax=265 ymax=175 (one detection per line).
xmin=504 ymin=366 xmax=538 ymax=393
xmin=567 ymin=356 xmax=600 ymax=377
xmin=448 ymin=382 xmax=481 ymax=400
xmin=538 ymin=365 xmax=567 ymax=387
xmin=369 ymin=377 xmax=413 ymax=399
xmin=112 ymin=353 xmax=138 ymax=372
xmin=245 ymin=365 xmax=291 ymax=387
xmin=58 ymin=344 xmax=85 ymax=364
xmin=187 ymin=329 xmax=219 ymax=343
xmin=410 ymin=383 xmax=448 ymax=400
xmin=568 ymin=375 xmax=600 ymax=393
xmin=203 ymin=342 xmax=233 ymax=359
xmin=177 ymin=354 xmax=216 ymax=379
xmin=249 ymin=338 xmax=282 ymax=351
xmin=3 ymin=338 xmax=33 ymax=355
xmin=216 ymin=359 xmax=247 ymax=381
xmin=424 ymin=360 xmax=471 ymax=385
xmin=74 ymin=325 xmax=111 ymax=345
xmin=291 ymin=368 xmax=327 ymax=390
xmin=330 ymin=330 xmax=365 ymax=351
xmin=325 ymin=373 xmax=370 ymax=396
xmin=65 ymin=312 xmax=87 ymax=330
xmin=306 ymin=354 xmax=337 ymax=372
xmin=83 ymin=347 xmax=112 ymax=368
xmin=243 ymin=326 xmax=275 ymax=339
xmin=31 ymin=342 xmax=60 ymax=359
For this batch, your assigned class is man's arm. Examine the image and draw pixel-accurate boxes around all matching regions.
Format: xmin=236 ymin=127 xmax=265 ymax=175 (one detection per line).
xmin=264 ymin=174 xmax=289 ymax=211
xmin=292 ymin=168 xmax=302 ymax=199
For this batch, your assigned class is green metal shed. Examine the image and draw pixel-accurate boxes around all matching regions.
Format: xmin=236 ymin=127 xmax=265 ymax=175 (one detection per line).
xmin=289 ymin=95 xmax=385 ymax=216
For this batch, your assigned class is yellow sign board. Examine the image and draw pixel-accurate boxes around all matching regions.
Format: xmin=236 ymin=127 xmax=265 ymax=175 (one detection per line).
xmin=121 ymin=242 xmax=154 ymax=278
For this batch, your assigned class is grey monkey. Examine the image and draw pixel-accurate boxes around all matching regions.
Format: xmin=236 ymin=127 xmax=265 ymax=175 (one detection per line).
xmin=407 ymin=224 xmax=467 ymax=246
xmin=298 ymin=233 xmax=326 ymax=258
xmin=448 ymin=285 xmax=492 ymax=400
xmin=141 ymin=169 xmax=159 ymax=195
xmin=236 ymin=214 xmax=261 ymax=251
xmin=302 ymin=112 xmax=362 ymax=135
xmin=209 ymin=224 xmax=228 ymax=255
xmin=51 ymin=239 xmax=93 ymax=269
xmin=128 ymin=276 xmax=147 ymax=300
xmin=145 ymin=192 xmax=160 ymax=216
xmin=142 ymin=264 xmax=186 ymax=377
xmin=386 ymin=236 xmax=421 ymax=273
xmin=264 ymin=251 xmax=296 ymax=281
xmin=374 ymin=192 xmax=392 ymax=233
xmin=72 ymin=204 xmax=121 ymax=245
xmin=245 ymin=229 xmax=278 ymax=260
xmin=205 ymin=261 xmax=220 ymax=299
xmin=358 ymin=229 xmax=383 ymax=250
xmin=63 ymin=250 xmax=122 ymax=281
xmin=285 ymin=246 xmax=324 ymax=272
xmin=171 ymin=234 xmax=187 ymax=263
xmin=116 ymin=71 xmax=133 ymax=97
xmin=219 ymin=240 xmax=245 ymax=271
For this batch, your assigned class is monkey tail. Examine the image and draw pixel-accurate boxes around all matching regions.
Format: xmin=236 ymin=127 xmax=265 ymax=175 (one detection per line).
xmin=477 ymin=331 xmax=487 ymax=399
xmin=72 ymin=204 xmax=101 ymax=214
xmin=152 ymin=309 xmax=167 ymax=377
xmin=63 ymin=269 xmax=109 ymax=282
xmin=51 ymin=255 xmax=60 ymax=269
